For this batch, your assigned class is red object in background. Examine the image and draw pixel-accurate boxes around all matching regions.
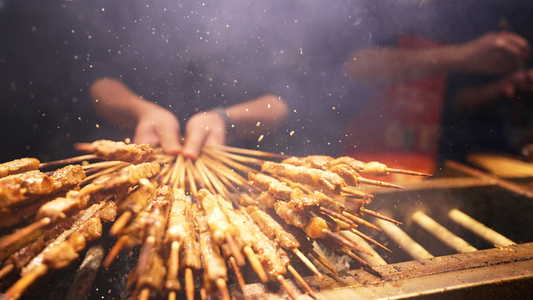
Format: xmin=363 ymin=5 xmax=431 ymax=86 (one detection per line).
xmin=342 ymin=35 xmax=448 ymax=178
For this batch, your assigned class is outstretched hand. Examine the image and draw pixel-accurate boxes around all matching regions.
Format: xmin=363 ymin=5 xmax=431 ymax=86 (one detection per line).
xmin=134 ymin=108 xmax=227 ymax=159
xmin=133 ymin=104 xmax=183 ymax=155
xmin=497 ymin=68 xmax=533 ymax=98
xmin=181 ymin=111 xmax=226 ymax=159
xmin=459 ymin=32 xmax=531 ymax=74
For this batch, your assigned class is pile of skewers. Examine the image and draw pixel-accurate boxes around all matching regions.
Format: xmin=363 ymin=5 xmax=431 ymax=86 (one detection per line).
xmin=0 ymin=140 xmax=430 ymax=300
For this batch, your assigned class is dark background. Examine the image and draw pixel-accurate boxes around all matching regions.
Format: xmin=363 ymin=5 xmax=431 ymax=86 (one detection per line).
xmin=1 ymin=0 xmax=532 ymax=166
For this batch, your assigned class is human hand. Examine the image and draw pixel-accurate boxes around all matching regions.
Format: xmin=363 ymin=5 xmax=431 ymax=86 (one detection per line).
xmin=496 ymin=68 xmax=533 ymax=98
xmin=133 ymin=104 xmax=182 ymax=154
xmin=181 ymin=110 xmax=226 ymax=159
xmin=452 ymin=68 xmax=533 ymax=111
xmin=459 ymin=32 xmax=531 ymax=74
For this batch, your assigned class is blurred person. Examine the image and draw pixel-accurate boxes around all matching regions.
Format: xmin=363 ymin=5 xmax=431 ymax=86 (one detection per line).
xmin=81 ymin=0 xmax=378 ymax=158
xmin=344 ymin=32 xmax=532 ymax=91
xmin=90 ymin=77 xmax=288 ymax=159
xmin=340 ymin=1 xmax=533 ymax=170
xmin=0 ymin=0 xmax=404 ymax=162
xmin=78 ymin=1 xmax=295 ymax=159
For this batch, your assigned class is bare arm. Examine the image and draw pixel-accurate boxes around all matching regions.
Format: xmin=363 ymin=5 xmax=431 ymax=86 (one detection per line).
xmin=224 ymin=94 xmax=289 ymax=138
xmin=344 ymin=32 xmax=531 ymax=87
xmin=453 ymin=68 xmax=533 ymax=111
xmin=89 ymin=77 xmax=182 ymax=154
xmin=182 ymin=94 xmax=289 ymax=158
xmin=344 ymin=46 xmax=463 ymax=86
xmin=90 ymin=77 xmax=288 ymax=159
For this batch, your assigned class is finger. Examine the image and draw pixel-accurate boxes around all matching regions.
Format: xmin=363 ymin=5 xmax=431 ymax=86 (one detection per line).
xmin=134 ymin=124 xmax=160 ymax=147
xmin=502 ymin=35 xmax=530 ymax=62
xmin=205 ymin=130 xmax=225 ymax=146
xmin=182 ymin=126 xmax=209 ymax=160
xmin=157 ymin=124 xmax=182 ymax=155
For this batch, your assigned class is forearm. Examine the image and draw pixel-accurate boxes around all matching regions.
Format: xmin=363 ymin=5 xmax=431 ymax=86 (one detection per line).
xmin=181 ymin=94 xmax=288 ymax=158
xmin=89 ymin=78 xmax=158 ymax=129
xmin=224 ymin=94 xmax=289 ymax=138
xmin=345 ymin=32 xmax=532 ymax=88
xmin=344 ymin=45 xmax=464 ymax=86
xmin=452 ymin=83 xmax=505 ymax=112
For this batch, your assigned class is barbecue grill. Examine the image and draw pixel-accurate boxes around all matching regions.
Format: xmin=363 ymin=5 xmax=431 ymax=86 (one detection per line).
xmin=236 ymin=160 xmax=533 ymax=299
xmin=3 ymin=154 xmax=533 ymax=300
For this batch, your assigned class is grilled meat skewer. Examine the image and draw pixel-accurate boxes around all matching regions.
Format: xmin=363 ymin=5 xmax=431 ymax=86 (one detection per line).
xmin=0 ymin=158 xmax=40 ymax=179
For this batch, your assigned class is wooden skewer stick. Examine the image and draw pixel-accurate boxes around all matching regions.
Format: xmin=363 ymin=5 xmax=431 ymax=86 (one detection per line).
xmin=323 ymin=229 xmax=372 ymax=256
xmin=0 ymin=217 xmax=51 ymax=250
xmin=196 ymin=157 xmax=231 ymax=198
xmin=0 ymin=263 xmax=14 ymax=280
xmin=207 ymin=173 xmax=232 ymax=200
xmin=152 ymin=153 xmax=173 ymax=165
xmin=185 ymin=158 xmax=198 ymax=196
xmin=168 ymin=292 xmax=177 ymax=300
xmin=38 ymin=154 xmax=97 ymax=169
xmin=243 ymin=246 xmax=268 ymax=283
xmin=361 ymin=208 xmax=402 ymax=225
xmin=194 ymin=159 xmax=216 ymax=194
xmin=277 ymin=275 xmax=299 ymax=300
xmin=109 ymin=211 xmax=132 ymax=236
xmin=288 ymin=265 xmax=318 ymax=300
xmin=386 ymin=167 xmax=432 ymax=177
xmin=135 ymin=236 xmax=156 ymax=278
xmin=332 ymin=218 xmax=352 ymax=231
xmin=139 ymin=288 xmax=151 ymax=300
xmin=309 ymin=249 xmax=339 ymax=276
xmin=184 ymin=268 xmax=195 ymax=300
xmin=174 ymin=155 xmax=187 ymax=190
xmin=341 ymin=231 xmax=388 ymax=267
xmin=292 ymin=249 xmax=322 ymax=278
xmin=225 ymin=232 xmax=246 ymax=267
xmin=169 ymin=155 xmax=184 ymax=187
xmin=215 ymin=174 xmax=240 ymax=199
xmin=350 ymin=227 xmax=391 ymax=253
xmin=216 ymin=278 xmax=231 ymax=300
xmin=157 ymin=161 xmax=172 ymax=183
xmin=319 ymin=206 xmax=357 ymax=227
xmin=342 ymin=211 xmax=382 ymax=231
xmin=340 ymin=186 xmax=373 ymax=199
xmin=200 ymin=287 xmax=207 ymax=300
xmin=83 ymin=163 xmax=129 ymax=182
xmin=103 ymin=235 xmax=129 ymax=268
xmin=3 ymin=264 xmax=48 ymax=300
xmin=129 ymin=288 xmax=140 ymax=300
xmin=195 ymin=158 xmax=219 ymax=192
xmin=204 ymin=147 xmax=266 ymax=166
xmin=200 ymin=154 xmax=248 ymax=186
xmin=206 ymin=144 xmax=286 ymax=158
xmin=229 ymin=256 xmax=246 ymax=290
xmin=80 ymin=160 xmax=125 ymax=170
xmin=341 ymin=248 xmax=382 ymax=278
xmin=202 ymin=148 xmax=259 ymax=174
xmin=320 ymin=210 xmax=385 ymax=251
xmin=356 ymin=177 xmax=404 ymax=189
xmin=160 ymin=156 xmax=178 ymax=186
xmin=166 ymin=241 xmax=180 ymax=289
